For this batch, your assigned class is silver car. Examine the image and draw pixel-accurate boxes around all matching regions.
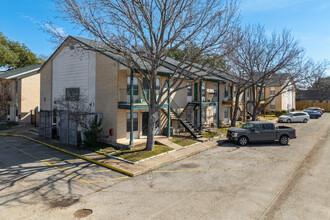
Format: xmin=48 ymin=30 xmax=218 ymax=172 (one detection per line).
xmin=278 ymin=112 xmax=310 ymax=123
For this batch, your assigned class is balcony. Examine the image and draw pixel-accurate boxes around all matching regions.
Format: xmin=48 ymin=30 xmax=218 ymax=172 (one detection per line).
xmin=118 ymin=88 xmax=166 ymax=110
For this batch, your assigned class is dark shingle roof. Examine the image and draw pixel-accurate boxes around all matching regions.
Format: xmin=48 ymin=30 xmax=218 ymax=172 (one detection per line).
xmin=252 ymin=73 xmax=290 ymax=87
xmin=296 ymin=89 xmax=330 ymax=101
xmin=70 ymin=36 xmax=174 ymax=74
xmin=0 ymin=63 xmax=43 ymax=80
xmin=40 ymin=36 xmax=228 ymax=83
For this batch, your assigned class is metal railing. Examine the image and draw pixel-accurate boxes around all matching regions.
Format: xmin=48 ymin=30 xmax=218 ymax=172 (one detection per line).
xmin=118 ymin=88 xmax=161 ymax=104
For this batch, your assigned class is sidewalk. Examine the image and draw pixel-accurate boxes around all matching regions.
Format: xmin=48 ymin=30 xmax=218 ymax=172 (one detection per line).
xmin=1 ymin=125 xmax=226 ymax=176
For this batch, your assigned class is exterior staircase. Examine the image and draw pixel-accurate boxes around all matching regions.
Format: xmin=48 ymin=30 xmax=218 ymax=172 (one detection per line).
xmin=162 ymin=101 xmax=202 ymax=138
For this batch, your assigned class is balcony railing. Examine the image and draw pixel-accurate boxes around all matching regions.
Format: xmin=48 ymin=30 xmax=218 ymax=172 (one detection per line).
xmin=205 ymin=93 xmax=218 ymax=102
xmin=118 ymin=88 xmax=161 ymax=104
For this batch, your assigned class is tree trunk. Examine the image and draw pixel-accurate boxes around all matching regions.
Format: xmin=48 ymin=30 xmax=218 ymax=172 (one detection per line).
xmin=231 ymin=89 xmax=241 ymax=127
xmin=146 ymin=108 xmax=156 ymax=151
xmin=251 ymin=85 xmax=258 ymax=121
xmin=146 ymin=76 xmax=157 ymax=151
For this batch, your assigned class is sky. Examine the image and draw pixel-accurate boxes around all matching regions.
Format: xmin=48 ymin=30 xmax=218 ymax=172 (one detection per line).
xmin=0 ymin=0 xmax=329 ymax=65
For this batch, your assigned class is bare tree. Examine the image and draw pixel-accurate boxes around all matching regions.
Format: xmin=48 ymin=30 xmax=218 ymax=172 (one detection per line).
xmin=0 ymin=79 xmax=12 ymax=121
xmin=54 ymin=95 xmax=93 ymax=129
xmin=227 ymin=25 xmax=308 ymax=121
xmin=307 ymin=61 xmax=330 ymax=102
xmin=49 ymin=0 xmax=240 ymax=150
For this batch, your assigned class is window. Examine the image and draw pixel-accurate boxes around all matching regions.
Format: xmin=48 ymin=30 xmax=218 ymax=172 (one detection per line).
xmin=233 ymin=86 xmax=236 ymax=102
xmin=270 ymin=104 xmax=275 ymax=110
xmin=224 ymin=106 xmax=229 ymax=118
xmin=202 ymin=107 xmax=206 ymax=123
xmin=65 ymin=88 xmax=80 ymax=101
xmin=213 ymin=85 xmax=218 ymax=100
xmin=127 ymin=76 xmax=139 ymax=96
xmin=187 ymin=82 xmax=192 ymax=96
xmin=224 ymin=86 xmax=229 ymax=98
xmin=156 ymin=78 xmax=160 ymax=90
xmin=15 ymin=81 xmax=18 ymax=92
xmin=127 ymin=112 xmax=138 ymax=132
xmin=213 ymin=107 xmax=217 ymax=124
xmin=270 ymin=87 xmax=275 ymax=95
xmin=202 ymin=83 xmax=206 ymax=101
xmin=242 ymin=123 xmax=253 ymax=129
xmin=156 ymin=78 xmax=160 ymax=99
xmin=253 ymin=124 xmax=264 ymax=131
xmin=263 ymin=124 xmax=275 ymax=130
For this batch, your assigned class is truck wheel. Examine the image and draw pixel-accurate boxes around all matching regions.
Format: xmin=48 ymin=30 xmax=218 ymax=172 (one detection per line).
xmin=287 ymin=119 xmax=291 ymax=123
xmin=279 ymin=135 xmax=289 ymax=145
xmin=303 ymin=118 xmax=307 ymax=123
xmin=238 ymin=136 xmax=248 ymax=146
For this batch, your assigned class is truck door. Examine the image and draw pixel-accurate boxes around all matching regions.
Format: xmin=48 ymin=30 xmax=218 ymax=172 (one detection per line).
xmin=262 ymin=123 xmax=276 ymax=141
xmin=249 ymin=124 xmax=264 ymax=141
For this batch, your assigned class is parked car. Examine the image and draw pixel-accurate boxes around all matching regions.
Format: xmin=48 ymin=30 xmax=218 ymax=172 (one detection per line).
xmin=227 ymin=121 xmax=296 ymax=146
xmin=305 ymin=107 xmax=324 ymax=115
xmin=302 ymin=110 xmax=322 ymax=119
xmin=278 ymin=112 xmax=310 ymax=123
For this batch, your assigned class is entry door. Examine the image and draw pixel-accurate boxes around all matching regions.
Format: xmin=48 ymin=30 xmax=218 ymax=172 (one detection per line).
xmin=126 ymin=112 xmax=139 ymax=139
xmin=194 ymin=83 xmax=198 ymax=102
xmin=224 ymin=106 xmax=229 ymax=123
xmin=142 ymin=112 xmax=148 ymax=136
xmin=142 ymin=112 xmax=160 ymax=136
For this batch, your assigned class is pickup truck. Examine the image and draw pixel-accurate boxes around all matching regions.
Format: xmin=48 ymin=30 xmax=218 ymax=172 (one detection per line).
xmin=227 ymin=121 xmax=296 ymax=146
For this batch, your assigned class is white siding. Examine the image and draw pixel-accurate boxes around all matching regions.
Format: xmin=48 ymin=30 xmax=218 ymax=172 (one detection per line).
xmin=52 ymin=45 xmax=96 ymax=112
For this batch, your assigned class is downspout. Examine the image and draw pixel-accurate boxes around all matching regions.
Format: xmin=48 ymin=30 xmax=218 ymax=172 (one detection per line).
xmin=129 ymin=69 xmax=134 ymax=146
xmin=167 ymin=78 xmax=171 ymax=137
xmin=217 ymin=82 xmax=220 ymax=128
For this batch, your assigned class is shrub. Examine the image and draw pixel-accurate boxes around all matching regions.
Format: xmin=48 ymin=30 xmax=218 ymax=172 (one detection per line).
xmin=274 ymin=110 xmax=288 ymax=117
xmin=83 ymin=115 xmax=102 ymax=148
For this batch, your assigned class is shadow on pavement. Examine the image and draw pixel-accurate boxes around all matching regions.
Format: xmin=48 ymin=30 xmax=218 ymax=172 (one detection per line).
xmin=217 ymin=140 xmax=288 ymax=148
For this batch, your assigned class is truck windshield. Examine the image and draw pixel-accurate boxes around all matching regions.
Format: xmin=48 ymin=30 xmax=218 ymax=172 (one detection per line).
xmin=242 ymin=123 xmax=253 ymax=129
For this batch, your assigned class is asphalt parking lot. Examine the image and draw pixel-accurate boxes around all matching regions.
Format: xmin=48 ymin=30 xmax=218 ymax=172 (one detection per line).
xmin=0 ymin=114 xmax=329 ymax=219
xmin=0 ymin=135 xmax=129 ymax=213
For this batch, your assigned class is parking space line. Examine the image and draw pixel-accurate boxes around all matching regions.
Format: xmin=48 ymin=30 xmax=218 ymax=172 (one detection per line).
xmin=41 ymin=161 xmax=90 ymax=183
xmin=46 ymin=159 xmax=84 ymax=164
xmin=87 ymin=176 xmax=129 ymax=183
xmin=79 ymin=170 xmax=113 ymax=175
xmin=192 ymin=155 xmax=264 ymax=159
xmin=153 ymin=168 xmax=246 ymax=173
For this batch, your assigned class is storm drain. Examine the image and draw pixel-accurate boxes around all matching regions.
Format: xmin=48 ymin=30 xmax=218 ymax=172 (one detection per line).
xmin=74 ymin=209 xmax=93 ymax=218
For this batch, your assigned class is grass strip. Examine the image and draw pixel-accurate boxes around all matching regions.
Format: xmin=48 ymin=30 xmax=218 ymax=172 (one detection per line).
xmin=112 ymin=144 xmax=173 ymax=162
xmin=170 ymin=137 xmax=198 ymax=146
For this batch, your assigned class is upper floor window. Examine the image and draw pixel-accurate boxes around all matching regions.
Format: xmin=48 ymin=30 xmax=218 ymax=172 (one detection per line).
xmin=224 ymin=86 xmax=229 ymax=98
xmin=187 ymin=82 xmax=192 ymax=96
xmin=127 ymin=76 xmax=139 ymax=96
xmin=66 ymin=88 xmax=80 ymax=101
xmin=270 ymin=87 xmax=275 ymax=95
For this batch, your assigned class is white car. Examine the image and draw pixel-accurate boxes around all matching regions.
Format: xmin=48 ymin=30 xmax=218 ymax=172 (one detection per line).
xmin=278 ymin=112 xmax=310 ymax=123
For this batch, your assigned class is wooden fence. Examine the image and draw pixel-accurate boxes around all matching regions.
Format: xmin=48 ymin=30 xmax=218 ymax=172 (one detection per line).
xmin=296 ymin=102 xmax=330 ymax=111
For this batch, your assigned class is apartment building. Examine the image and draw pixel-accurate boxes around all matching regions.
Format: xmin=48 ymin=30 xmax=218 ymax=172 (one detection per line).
xmin=0 ymin=63 xmax=42 ymax=123
xmin=39 ymin=36 xmax=239 ymax=146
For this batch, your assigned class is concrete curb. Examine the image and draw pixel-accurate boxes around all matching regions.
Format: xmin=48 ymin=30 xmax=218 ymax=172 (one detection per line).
xmin=0 ymin=133 xmax=134 ymax=177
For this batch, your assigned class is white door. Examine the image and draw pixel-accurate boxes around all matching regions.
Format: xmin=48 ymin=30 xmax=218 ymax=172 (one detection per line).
xmin=126 ymin=112 xmax=139 ymax=139
xmin=224 ymin=106 xmax=229 ymax=123
xmin=187 ymin=82 xmax=192 ymax=103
